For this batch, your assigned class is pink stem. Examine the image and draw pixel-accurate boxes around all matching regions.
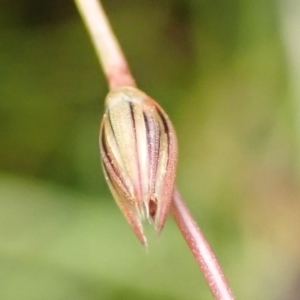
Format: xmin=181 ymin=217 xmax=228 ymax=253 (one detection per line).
xmin=171 ymin=188 xmax=235 ymax=300
xmin=74 ymin=0 xmax=136 ymax=90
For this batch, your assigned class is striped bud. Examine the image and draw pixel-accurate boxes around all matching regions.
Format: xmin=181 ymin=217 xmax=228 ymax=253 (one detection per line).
xmin=99 ymin=86 xmax=177 ymax=246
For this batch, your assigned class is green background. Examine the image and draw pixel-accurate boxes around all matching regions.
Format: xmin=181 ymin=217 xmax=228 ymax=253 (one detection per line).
xmin=1 ymin=0 xmax=300 ymax=299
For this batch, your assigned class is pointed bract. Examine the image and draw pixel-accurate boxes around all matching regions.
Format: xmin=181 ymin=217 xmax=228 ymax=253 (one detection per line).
xmin=99 ymin=86 xmax=177 ymax=245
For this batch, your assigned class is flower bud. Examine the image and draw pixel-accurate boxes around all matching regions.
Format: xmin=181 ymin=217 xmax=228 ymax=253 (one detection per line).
xmin=99 ymin=86 xmax=177 ymax=246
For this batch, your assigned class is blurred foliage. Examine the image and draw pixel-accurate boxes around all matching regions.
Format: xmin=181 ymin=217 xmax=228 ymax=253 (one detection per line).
xmin=0 ymin=0 xmax=300 ymax=299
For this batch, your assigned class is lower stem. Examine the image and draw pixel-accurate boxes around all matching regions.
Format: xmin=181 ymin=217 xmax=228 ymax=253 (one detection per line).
xmin=171 ymin=188 xmax=235 ymax=300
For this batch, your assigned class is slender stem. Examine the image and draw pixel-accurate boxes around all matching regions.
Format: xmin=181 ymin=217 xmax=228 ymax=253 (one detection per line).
xmin=74 ymin=1 xmax=235 ymax=299
xmin=74 ymin=0 xmax=136 ymax=89
xmin=171 ymin=188 xmax=235 ymax=300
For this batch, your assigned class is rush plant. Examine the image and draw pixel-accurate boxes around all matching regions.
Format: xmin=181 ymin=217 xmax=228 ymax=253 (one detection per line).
xmin=74 ymin=1 xmax=235 ymax=299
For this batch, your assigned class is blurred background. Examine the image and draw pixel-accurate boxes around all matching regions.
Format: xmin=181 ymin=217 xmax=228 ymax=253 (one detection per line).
xmin=1 ymin=0 xmax=300 ymax=299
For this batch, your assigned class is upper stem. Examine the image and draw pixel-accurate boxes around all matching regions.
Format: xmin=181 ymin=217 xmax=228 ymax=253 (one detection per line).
xmin=74 ymin=0 xmax=136 ymax=90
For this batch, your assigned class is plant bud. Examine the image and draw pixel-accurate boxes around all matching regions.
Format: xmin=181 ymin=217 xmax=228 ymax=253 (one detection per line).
xmin=99 ymin=86 xmax=177 ymax=246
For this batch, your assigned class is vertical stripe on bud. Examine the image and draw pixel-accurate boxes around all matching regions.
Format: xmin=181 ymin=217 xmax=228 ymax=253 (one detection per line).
xmin=99 ymin=86 xmax=177 ymax=246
